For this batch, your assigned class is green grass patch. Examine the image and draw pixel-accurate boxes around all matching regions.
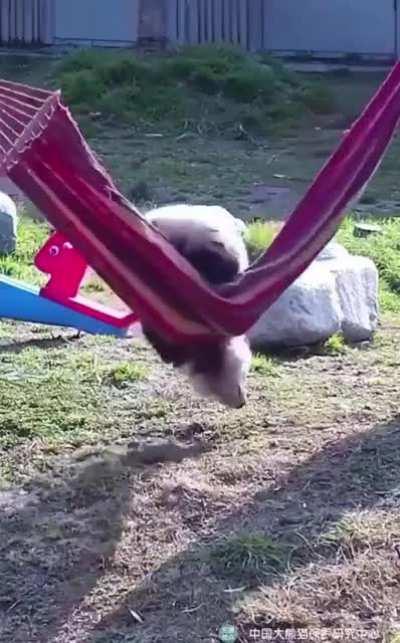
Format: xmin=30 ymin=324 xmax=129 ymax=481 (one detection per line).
xmin=379 ymin=283 xmax=400 ymax=314
xmin=299 ymin=83 xmax=334 ymax=114
xmin=244 ymin=220 xmax=280 ymax=260
xmin=210 ymin=533 xmax=286 ymax=577
xmin=337 ymin=217 xmax=400 ymax=313
xmin=251 ymin=354 xmax=279 ymax=377
xmin=0 ymin=374 xmax=100 ymax=448
xmin=0 ymin=216 xmax=49 ymax=285
xmin=246 ymin=216 xmax=400 ymax=315
xmin=54 ymin=45 xmax=334 ymax=135
xmin=322 ymin=333 xmax=347 ymax=355
xmin=0 ymin=340 xmax=152 ymax=453
xmin=107 ymin=361 xmax=149 ymax=387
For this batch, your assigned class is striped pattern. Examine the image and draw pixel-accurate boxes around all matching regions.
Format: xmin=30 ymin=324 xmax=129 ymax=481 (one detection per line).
xmin=0 ymin=0 xmax=53 ymax=45
xmin=167 ymin=0 xmax=263 ymax=51
xmin=1 ymin=68 xmax=400 ymax=343
xmin=165 ymin=0 xmax=395 ymax=57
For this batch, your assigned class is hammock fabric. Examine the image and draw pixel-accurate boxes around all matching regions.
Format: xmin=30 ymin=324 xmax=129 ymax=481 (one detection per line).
xmin=0 ymin=65 xmax=400 ymax=344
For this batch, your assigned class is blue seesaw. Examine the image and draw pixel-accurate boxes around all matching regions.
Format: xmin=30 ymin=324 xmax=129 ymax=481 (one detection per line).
xmin=0 ymin=231 xmax=138 ymax=336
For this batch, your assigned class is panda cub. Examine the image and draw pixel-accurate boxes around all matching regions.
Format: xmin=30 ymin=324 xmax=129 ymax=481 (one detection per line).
xmin=143 ymin=204 xmax=252 ymax=409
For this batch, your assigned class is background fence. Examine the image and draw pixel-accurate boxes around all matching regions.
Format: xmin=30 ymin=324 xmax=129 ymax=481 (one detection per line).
xmin=0 ymin=0 xmax=396 ymax=59
xmin=0 ymin=0 xmax=53 ymax=45
xmin=165 ymin=0 xmax=397 ymax=59
xmin=166 ymin=0 xmax=264 ymax=51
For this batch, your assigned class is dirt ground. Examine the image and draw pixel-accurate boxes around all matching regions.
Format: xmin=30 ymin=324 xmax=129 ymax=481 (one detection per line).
xmin=86 ymin=70 xmax=400 ymax=220
xmin=1 ymin=57 xmax=400 ymax=643
xmin=2 ymin=320 xmax=400 ymax=643
xmin=2 ymin=55 xmax=399 ymax=220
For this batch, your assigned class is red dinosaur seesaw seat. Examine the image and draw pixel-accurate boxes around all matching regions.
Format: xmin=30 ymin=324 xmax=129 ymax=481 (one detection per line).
xmin=0 ymin=64 xmax=399 ymax=343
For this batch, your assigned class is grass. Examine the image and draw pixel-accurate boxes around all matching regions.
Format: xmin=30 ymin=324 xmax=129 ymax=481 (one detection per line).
xmin=107 ymin=361 xmax=149 ymax=387
xmin=245 ymin=216 xmax=400 ymax=314
xmin=322 ymin=333 xmax=347 ymax=355
xmin=2 ymin=213 xmax=400 ymax=640
xmin=337 ymin=217 xmax=400 ymax=313
xmin=2 ymin=59 xmax=400 ymax=642
xmin=321 ymin=510 xmax=400 ymax=554
xmin=251 ymin=354 xmax=279 ymax=377
xmin=210 ymin=533 xmax=286 ymax=578
xmin=300 ymin=83 xmax=334 ymax=114
xmin=244 ymin=220 xmax=281 ymax=261
xmin=54 ymin=45 xmax=334 ymax=135
xmin=0 ymin=218 xmax=153 ymax=451
xmin=0 ymin=372 xmax=100 ymax=448
xmin=0 ymin=216 xmax=49 ymax=284
xmin=0 ymin=343 xmax=157 ymax=452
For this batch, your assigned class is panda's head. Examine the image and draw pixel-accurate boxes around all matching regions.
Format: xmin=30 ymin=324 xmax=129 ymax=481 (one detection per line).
xmin=183 ymin=335 xmax=252 ymax=409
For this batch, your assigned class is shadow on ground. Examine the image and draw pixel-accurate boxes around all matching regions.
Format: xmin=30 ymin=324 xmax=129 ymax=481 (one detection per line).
xmin=2 ymin=414 xmax=400 ymax=642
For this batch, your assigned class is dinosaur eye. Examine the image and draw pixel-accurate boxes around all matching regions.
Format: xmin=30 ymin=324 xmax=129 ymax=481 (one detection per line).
xmin=49 ymin=245 xmax=60 ymax=257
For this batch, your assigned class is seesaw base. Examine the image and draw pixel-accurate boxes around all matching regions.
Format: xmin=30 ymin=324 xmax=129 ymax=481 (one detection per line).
xmin=0 ymin=275 xmax=131 ymax=336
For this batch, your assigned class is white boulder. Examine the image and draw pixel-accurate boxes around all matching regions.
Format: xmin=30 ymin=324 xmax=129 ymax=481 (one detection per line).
xmin=248 ymin=241 xmax=379 ymax=348
xmin=0 ymin=191 xmax=17 ymax=254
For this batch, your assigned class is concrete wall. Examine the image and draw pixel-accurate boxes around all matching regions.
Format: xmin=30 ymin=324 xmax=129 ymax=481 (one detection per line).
xmin=164 ymin=0 xmax=397 ymax=59
xmin=0 ymin=0 xmax=53 ymax=45
xmin=138 ymin=0 xmax=166 ymax=41
xmin=3 ymin=0 xmax=395 ymax=58
xmin=53 ymin=0 xmax=140 ymax=47
xmin=166 ymin=0 xmax=258 ymax=51
xmin=263 ymin=0 xmax=395 ymax=57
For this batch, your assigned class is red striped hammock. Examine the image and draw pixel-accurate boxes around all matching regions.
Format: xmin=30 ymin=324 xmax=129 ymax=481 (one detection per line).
xmin=0 ymin=64 xmax=400 ymax=344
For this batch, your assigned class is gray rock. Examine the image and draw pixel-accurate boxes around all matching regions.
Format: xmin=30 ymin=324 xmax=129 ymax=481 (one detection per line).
xmin=249 ymin=262 xmax=342 ymax=348
xmin=0 ymin=191 xmax=17 ymax=254
xmin=248 ymin=241 xmax=379 ymax=348
xmin=321 ymin=248 xmax=379 ymax=343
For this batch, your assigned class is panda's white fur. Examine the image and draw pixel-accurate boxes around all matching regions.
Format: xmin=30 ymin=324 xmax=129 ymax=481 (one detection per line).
xmin=184 ymin=334 xmax=252 ymax=409
xmin=143 ymin=204 xmax=252 ymax=409
xmin=146 ymin=204 xmax=248 ymax=273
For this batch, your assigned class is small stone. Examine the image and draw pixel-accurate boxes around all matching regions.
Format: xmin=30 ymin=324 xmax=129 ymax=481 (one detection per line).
xmin=353 ymin=222 xmax=382 ymax=238
xmin=0 ymin=191 xmax=17 ymax=254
